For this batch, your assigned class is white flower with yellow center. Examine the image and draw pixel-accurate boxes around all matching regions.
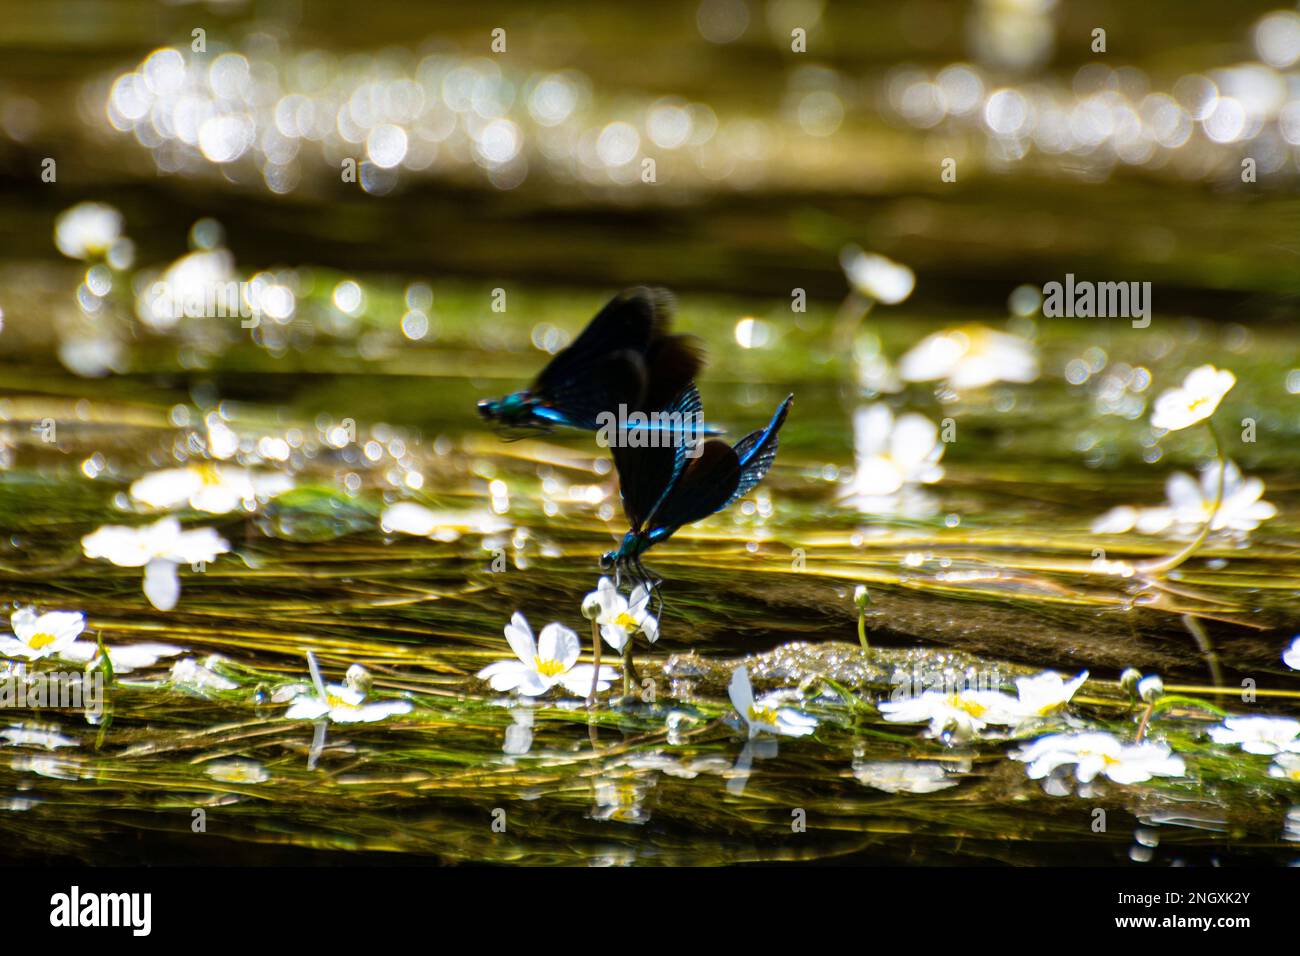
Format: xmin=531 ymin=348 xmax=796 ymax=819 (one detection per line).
xmin=1091 ymin=461 xmax=1276 ymax=538
xmin=1208 ymin=716 xmax=1300 ymax=756
xmin=54 ymin=202 xmax=123 ymax=260
xmin=728 ymin=666 xmax=818 ymax=739
xmin=1160 ymin=461 xmax=1276 ymax=534
xmin=898 ymin=325 xmax=1039 ymax=390
xmin=878 ymin=688 xmax=1020 ymax=740
xmin=1269 ymin=753 xmax=1300 ymax=782
xmin=1013 ymin=731 xmax=1185 ymax=785
xmin=1008 ymin=670 xmax=1089 ymax=719
xmin=844 ymin=404 xmax=945 ymax=500
xmin=130 ymin=463 xmax=293 ymax=514
xmin=477 ymin=613 xmax=617 ymax=698
xmin=587 ymin=577 xmax=659 ymax=652
xmin=1150 ymin=365 xmax=1235 ymax=432
xmin=81 ymin=516 xmax=229 ymax=611
xmin=285 ymin=652 xmax=412 ymax=724
xmin=0 ymin=609 xmax=85 ymax=661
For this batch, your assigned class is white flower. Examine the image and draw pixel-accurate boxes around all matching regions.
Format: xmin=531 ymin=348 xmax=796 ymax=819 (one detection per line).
xmin=728 ymin=666 xmax=818 ymax=738
xmin=878 ymin=689 xmax=1021 ymax=741
xmin=1014 ymin=732 xmax=1186 ymax=784
xmin=852 ymin=760 xmax=958 ymax=793
xmin=130 ymin=464 xmax=293 ymax=514
xmin=380 ymin=502 xmax=510 ymax=541
xmin=1284 ymin=637 xmax=1300 ymax=672
xmin=1269 ymin=753 xmax=1300 ymax=782
xmin=898 ymin=325 xmax=1038 ymax=390
xmin=840 ymin=245 xmax=915 ymax=305
xmin=1091 ymin=461 xmax=1276 ymax=538
xmin=476 ymin=613 xmax=617 ymax=698
xmin=1207 ymin=716 xmax=1300 ymax=755
xmin=1160 ymin=461 xmax=1276 ymax=534
xmin=1090 ymin=505 xmax=1140 ymax=535
xmin=285 ymin=652 xmax=412 ymax=723
xmin=169 ymin=656 xmax=238 ymax=692
xmin=0 ymin=609 xmax=84 ymax=661
xmin=81 ymin=517 xmax=229 ymax=611
xmin=844 ymin=404 xmax=944 ymax=499
xmin=586 ymin=577 xmax=659 ymax=652
xmin=59 ymin=640 xmax=184 ymax=674
xmin=1009 ymin=670 xmax=1089 ymax=719
xmin=1150 ymin=365 xmax=1235 ymax=431
xmin=54 ymin=202 xmax=122 ymax=259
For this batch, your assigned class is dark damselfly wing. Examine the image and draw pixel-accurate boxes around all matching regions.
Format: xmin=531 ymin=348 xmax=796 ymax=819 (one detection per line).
xmin=610 ymin=383 xmax=703 ymax=532
xmin=530 ymin=287 xmax=694 ymax=424
xmin=722 ymin=393 xmax=793 ymax=508
xmin=647 ymin=394 xmax=793 ymax=532
xmin=535 ymin=348 xmax=649 ymax=430
xmin=641 ymin=331 xmax=706 ymax=412
xmin=643 ymin=440 xmax=741 ymax=532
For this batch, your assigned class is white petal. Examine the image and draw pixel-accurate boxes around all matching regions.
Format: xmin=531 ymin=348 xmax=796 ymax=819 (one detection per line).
xmin=333 ymin=700 xmax=411 ymax=723
xmin=9 ymin=607 xmax=38 ymax=636
xmin=599 ymin=623 xmax=629 ymax=652
xmin=1091 ymin=506 xmax=1137 ymax=535
xmin=285 ymin=698 xmax=330 ymax=720
xmin=143 ymin=558 xmax=181 ymax=611
xmin=538 ymin=623 xmax=579 ymax=670
xmin=167 ymin=526 xmax=229 ymax=564
xmin=504 ymin=613 xmax=536 ymax=663
xmin=81 ymin=524 xmax=152 ymax=567
xmin=130 ymin=468 xmax=203 ymax=510
xmin=889 ymin=413 xmax=940 ymax=471
xmin=477 ymin=660 xmax=531 ymax=692
xmin=728 ymin=665 xmax=755 ymax=720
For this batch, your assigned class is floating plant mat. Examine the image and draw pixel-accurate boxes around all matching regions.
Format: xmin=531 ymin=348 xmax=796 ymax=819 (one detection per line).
xmin=0 ymin=281 xmax=1298 ymax=865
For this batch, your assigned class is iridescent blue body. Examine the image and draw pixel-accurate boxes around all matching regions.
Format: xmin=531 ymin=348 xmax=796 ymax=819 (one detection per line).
xmin=476 ymin=392 xmax=568 ymax=430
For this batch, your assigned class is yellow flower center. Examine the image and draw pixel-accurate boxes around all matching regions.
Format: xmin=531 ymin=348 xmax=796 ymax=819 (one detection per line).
xmin=946 ymin=694 xmax=985 ymax=718
xmin=534 ymin=657 xmax=565 ymax=677
xmin=27 ymin=632 xmax=57 ymax=650
xmin=197 ymin=463 xmax=224 ymax=486
xmin=748 ymin=705 xmax=780 ymax=725
xmin=326 ymin=693 xmax=358 ymax=710
xmin=614 ymin=612 xmax=640 ymax=630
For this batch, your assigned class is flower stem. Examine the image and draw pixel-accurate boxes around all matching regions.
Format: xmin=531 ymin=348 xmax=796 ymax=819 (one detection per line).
xmin=1137 ymin=417 xmax=1226 ymax=577
xmin=622 ymin=642 xmax=637 ymax=699
xmin=857 ymin=610 xmax=869 ymax=651
xmin=587 ymin=619 xmax=601 ymax=706
xmin=1182 ymin=613 xmax=1224 ymax=689
xmin=1135 ymin=701 xmax=1156 ymax=742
